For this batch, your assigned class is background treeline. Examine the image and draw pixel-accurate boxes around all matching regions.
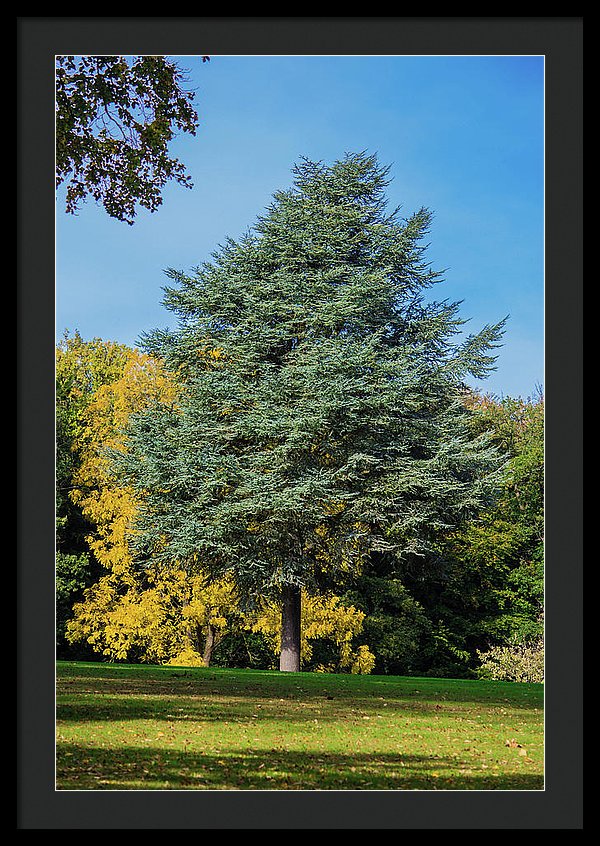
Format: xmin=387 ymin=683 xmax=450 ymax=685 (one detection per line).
xmin=56 ymin=330 xmax=543 ymax=681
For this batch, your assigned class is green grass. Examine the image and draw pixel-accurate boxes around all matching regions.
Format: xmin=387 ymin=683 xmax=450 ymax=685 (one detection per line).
xmin=56 ymin=661 xmax=544 ymax=791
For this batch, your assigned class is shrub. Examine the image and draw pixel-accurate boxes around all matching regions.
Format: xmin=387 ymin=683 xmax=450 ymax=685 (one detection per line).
xmin=476 ymin=639 xmax=544 ymax=683
xmin=350 ymin=644 xmax=377 ymax=675
xmin=166 ymin=647 xmax=206 ymax=668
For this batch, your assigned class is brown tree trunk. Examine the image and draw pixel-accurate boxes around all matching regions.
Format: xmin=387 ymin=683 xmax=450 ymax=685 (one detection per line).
xmin=203 ymin=624 xmax=216 ymax=667
xmin=279 ymin=584 xmax=301 ymax=672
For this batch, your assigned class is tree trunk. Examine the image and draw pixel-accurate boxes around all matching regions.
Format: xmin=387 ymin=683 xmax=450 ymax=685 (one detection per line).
xmin=279 ymin=584 xmax=301 ymax=672
xmin=203 ymin=624 xmax=216 ymax=667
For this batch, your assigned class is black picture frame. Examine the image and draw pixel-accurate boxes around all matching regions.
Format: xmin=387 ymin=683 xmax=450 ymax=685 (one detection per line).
xmin=18 ymin=16 xmax=583 ymax=829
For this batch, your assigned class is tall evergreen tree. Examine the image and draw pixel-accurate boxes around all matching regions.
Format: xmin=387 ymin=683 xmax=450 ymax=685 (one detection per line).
xmin=116 ymin=153 xmax=507 ymax=671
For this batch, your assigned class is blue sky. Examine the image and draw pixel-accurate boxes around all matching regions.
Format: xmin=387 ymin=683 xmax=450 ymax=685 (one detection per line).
xmin=56 ymin=54 xmax=544 ymax=399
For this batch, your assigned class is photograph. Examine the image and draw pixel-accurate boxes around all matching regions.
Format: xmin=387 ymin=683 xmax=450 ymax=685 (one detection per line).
xmin=54 ymin=49 xmax=545 ymax=792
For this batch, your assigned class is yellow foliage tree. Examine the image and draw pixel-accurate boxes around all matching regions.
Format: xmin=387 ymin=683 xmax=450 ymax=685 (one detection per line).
xmin=168 ymin=574 xmax=239 ymax=667
xmin=65 ymin=349 xmax=239 ymax=666
xmin=70 ymin=350 xmax=178 ymax=576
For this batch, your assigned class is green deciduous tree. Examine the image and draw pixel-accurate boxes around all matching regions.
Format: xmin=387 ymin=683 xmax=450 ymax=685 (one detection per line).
xmin=56 ymin=55 xmax=200 ymax=224
xmin=115 ymin=152 xmax=507 ymax=671
xmin=401 ymin=390 xmax=544 ymax=676
xmin=343 ymin=555 xmax=434 ymax=676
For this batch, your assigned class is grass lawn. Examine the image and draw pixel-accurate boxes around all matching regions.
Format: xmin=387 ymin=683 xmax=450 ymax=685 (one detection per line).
xmin=56 ymin=661 xmax=544 ymax=791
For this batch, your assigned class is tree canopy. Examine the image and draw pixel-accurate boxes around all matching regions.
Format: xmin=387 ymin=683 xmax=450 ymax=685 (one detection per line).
xmin=56 ymin=55 xmax=200 ymax=224
xmin=114 ymin=152 xmax=508 ymax=671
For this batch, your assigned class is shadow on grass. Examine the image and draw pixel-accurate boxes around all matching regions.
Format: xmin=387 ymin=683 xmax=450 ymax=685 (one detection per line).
xmin=57 ymin=669 xmax=543 ymax=727
xmin=56 ymin=663 xmax=543 ymax=709
xmin=56 ymin=742 xmax=544 ymax=791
